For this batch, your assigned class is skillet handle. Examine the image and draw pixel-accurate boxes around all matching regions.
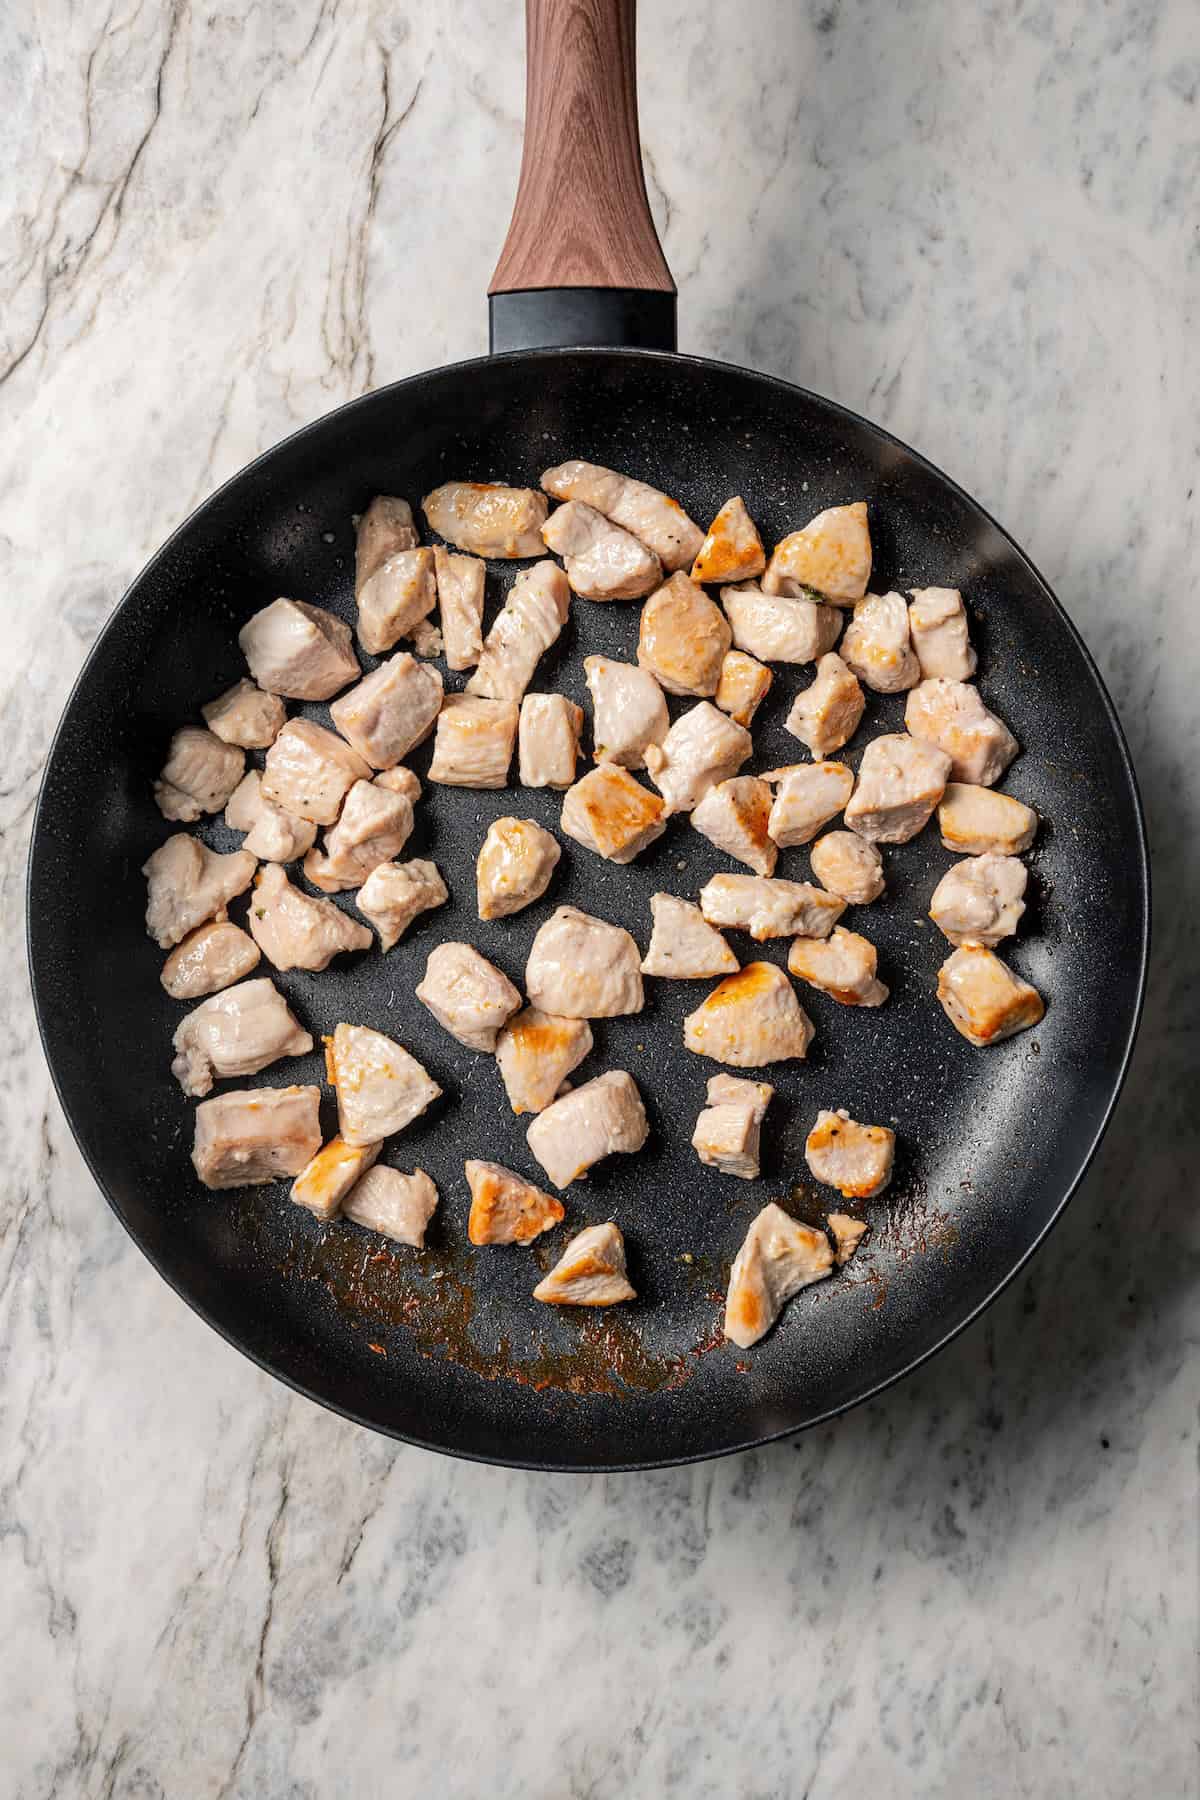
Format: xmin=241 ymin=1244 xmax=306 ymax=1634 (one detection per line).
xmin=488 ymin=0 xmax=677 ymax=353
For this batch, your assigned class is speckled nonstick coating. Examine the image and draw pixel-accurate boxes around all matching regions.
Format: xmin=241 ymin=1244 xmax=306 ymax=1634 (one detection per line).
xmin=27 ymin=349 xmax=1149 ymax=1470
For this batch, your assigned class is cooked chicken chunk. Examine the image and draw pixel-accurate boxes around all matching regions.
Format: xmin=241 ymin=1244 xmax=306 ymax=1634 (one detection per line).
xmin=238 ymin=598 xmax=359 ymax=700
xmin=465 ymin=1160 xmax=565 ymax=1245
xmin=909 ymin=586 xmax=977 ymax=681
xmin=640 ymin=893 xmax=739 ymax=979
xmin=827 ymin=1211 xmax=869 ymax=1266
xmin=584 ymin=656 xmax=668 ymax=769
xmin=304 ymin=779 xmax=414 ymax=893
xmin=422 ymin=481 xmax=549 ymax=558
xmin=844 ymin=733 xmax=952 ymax=843
xmin=427 ymin=695 xmax=519 ymax=789
xmin=224 ymin=770 xmax=318 ymax=862
xmin=518 ymin=693 xmax=583 ymax=789
xmin=433 ymin=546 xmax=486 ymax=671
xmin=905 ymin=678 xmax=1019 ymax=787
xmin=342 ymin=1166 xmax=439 ymax=1246
xmin=533 ymin=1221 xmax=636 ymax=1305
xmin=526 ymin=1072 xmax=649 ymax=1189
xmin=201 ymin=679 xmax=286 ymax=750
xmin=330 ymin=653 xmax=443 ymax=769
xmin=939 ymin=946 xmax=1045 ymax=1049
xmin=805 ymin=1110 xmax=895 ymax=1199
xmin=722 ymin=582 xmax=844 ymax=667
xmin=684 ymin=963 xmax=814 ymax=1067
xmin=724 ymin=1203 xmax=834 ymax=1348
xmin=261 ymin=719 xmax=371 ymax=825
xmin=809 ymin=831 xmax=885 ymax=905
xmin=415 ymin=942 xmax=522 ymax=1052
xmin=525 ymin=906 xmax=644 ymax=1018
xmin=699 ymin=874 xmax=844 ymax=942
xmin=645 ymin=702 xmax=752 ymax=813
xmin=291 ymin=1137 xmax=381 ymax=1222
xmin=561 ymin=764 xmax=668 ymax=863
xmin=466 ymin=561 xmax=571 ymax=702
xmin=691 ymin=776 xmax=777 ymax=876
xmin=326 ymin=1021 xmax=442 ymax=1145
xmin=840 ymin=591 xmax=920 ymax=693
xmin=357 ymin=547 xmax=437 ymax=656
xmin=937 ymin=782 xmax=1038 ymax=856
xmin=248 ymin=862 xmax=372 ymax=970
xmin=144 ymin=835 xmax=256 ymax=949
xmin=715 ymin=650 xmax=772 ymax=728
xmin=785 ymin=652 xmax=865 ymax=758
xmin=191 ymin=1085 xmax=322 ymax=1191
xmin=355 ymin=858 xmax=447 ymax=951
xmin=161 ymin=920 xmax=261 ymax=1000
xmin=692 ymin=1074 xmax=773 ymax=1180
xmin=930 ymin=854 xmax=1027 ymax=947
xmin=171 ymin=977 xmax=313 ymax=1098
xmin=477 ymin=817 xmax=562 ymax=918
xmin=787 ymin=926 xmax=888 ymax=1007
xmin=690 ymin=495 xmax=766 ymax=585
xmin=637 ymin=572 xmax=731 ymax=697
xmin=495 ymin=1007 xmax=593 ymax=1115
xmin=374 ymin=766 xmax=421 ymax=802
xmin=541 ymin=499 xmax=662 ymax=600
xmin=154 ymin=727 xmax=244 ymax=822
xmin=355 ymin=495 xmax=418 ymax=593
xmin=763 ymin=762 xmax=853 ymax=847
xmin=541 ymin=460 xmax=703 ymax=571
xmin=761 ymin=501 xmax=871 ymax=604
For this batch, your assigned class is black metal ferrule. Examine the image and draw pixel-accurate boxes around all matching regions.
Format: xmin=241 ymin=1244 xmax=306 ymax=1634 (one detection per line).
xmin=489 ymin=287 xmax=677 ymax=354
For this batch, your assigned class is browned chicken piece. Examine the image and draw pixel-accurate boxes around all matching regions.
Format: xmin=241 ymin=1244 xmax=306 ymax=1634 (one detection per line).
xmin=356 ymin=496 xmax=417 ymax=592
xmin=171 ymin=977 xmax=313 ymax=1098
xmin=525 ymin=906 xmax=644 ymax=1018
xmin=161 ymin=920 xmax=261 ymax=1000
xmin=763 ymin=762 xmax=854 ymax=847
xmin=342 ymin=1166 xmax=439 ymax=1246
xmin=541 ymin=460 xmax=703 ymax=571
xmin=261 ymin=719 xmax=371 ymax=824
xmin=224 ymin=770 xmax=317 ymax=862
xmin=526 ymin=1072 xmax=649 ymax=1189
xmin=303 ymin=779 xmax=414 ymax=893
xmin=411 ymin=604 xmax=443 ymax=660
xmin=724 ymin=1203 xmax=834 ymax=1348
xmin=909 ymin=587 xmax=977 ymax=681
xmin=330 ymin=652 xmax=443 ymax=769
xmin=533 ymin=1221 xmax=636 ymax=1305
xmin=427 ymin=695 xmax=519 ymax=788
xmin=248 ymin=862 xmax=372 ymax=970
xmin=144 ymin=835 xmax=256 ymax=949
xmin=518 ymin=693 xmax=583 ymax=789
xmin=541 ymin=499 xmax=662 ymax=600
xmin=238 ymin=598 xmax=359 ymax=700
xmin=905 ymin=679 xmax=1019 ymax=787
xmin=938 ymin=782 xmax=1038 ymax=856
xmin=715 ymin=650 xmax=772 ymax=728
xmin=691 ymin=776 xmax=777 ymax=876
xmin=561 ymin=764 xmax=668 ymax=864
xmin=788 ymin=926 xmax=889 ymax=1007
xmin=637 ymin=572 xmax=731 ymax=697
xmin=785 ymin=652 xmax=865 ymax=757
xmin=374 ymin=765 xmax=421 ymax=803
xmin=809 ymin=831 xmax=886 ymax=904
xmin=930 ymin=854 xmax=1027 ymax=947
xmin=326 ymin=1020 xmax=442 ymax=1144
xmin=640 ymin=893 xmax=739 ymax=979
xmin=465 ymin=1160 xmax=565 ymax=1245
xmin=357 ymin=547 xmax=438 ymax=656
xmin=291 ymin=1137 xmax=381 ymax=1222
xmin=840 ymin=591 xmax=921 ymax=693
xmin=201 ymin=679 xmax=286 ymax=750
xmin=690 ymin=496 xmax=766 ymax=585
xmin=584 ymin=656 xmax=668 ymax=769
xmin=191 ymin=1085 xmax=322 ymax=1190
xmin=684 ymin=962 xmax=814 ymax=1067
xmin=355 ymin=859 xmax=447 ymax=952
xmin=494 ymin=1007 xmax=594 ymax=1115
xmin=423 ymin=481 xmax=549 ymax=558
xmin=154 ymin=727 xmax=244 ymax=822
xmin=416 ymin=943 xmax=522 ymax=1052
xmin=691 ymin=1073 xmax=773 ymax=1180
xmin=844 ymin=733 xmax=952 ymax=843
xmin=720 ymin=583 xmax=843 ymax=665
xmin=466 ymin=562 xmax=571 ymax=702
xmin=433 ymin=546 xmax=486 ymax=671
xmin=477 ymin=817 xmax=562 ymax=918
xmin=699 ymin=873 xmax=844 ymax=942
xmin=645 ymin=702 xmax=752 ymax=813
xmin=937 ymin=945 xmax=1045 ymax=1045
xmin=761 ymin=501 xmax=872 ymax=604
xmin=805 ymin=1110 xmax=895 ymax=1199
xmin=827 ymin=1211 xmax=869 ymax=1266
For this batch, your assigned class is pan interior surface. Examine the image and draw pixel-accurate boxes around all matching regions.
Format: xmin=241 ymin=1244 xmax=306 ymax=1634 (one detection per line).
xmin=28 ymin=351 xmax=1146 ymax=1469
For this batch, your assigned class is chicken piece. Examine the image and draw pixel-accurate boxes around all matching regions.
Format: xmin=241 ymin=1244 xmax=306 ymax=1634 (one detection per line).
xmin=690 ymin=495 xmax=766 ymax=585
xmin=541 ymin=499 xmax=662 ymax=600
xmin=357 ymin=548 xmax=438 ymax=656
xmin=640 ymin=893 xmax=739 ymax=979
xmin=161 ymin=920 xmax=261 ymax=1000
xmin=720 ymin=582 xmax=843 ymax=666
xmin=143 ymin=835 xmax=256 ymax=950
xmin=191 ymin=1085 xmax=322 ymax=1190
xmin=715 ymin=650 xmax=772 ymax=729
xmin=477 ymin=817 xmax=562 ymax=918
xmin=561 ymin=764 xmax=668 ymax=864
xmin=525 ymin=907 xmax=644 ymax=1018
xmin=930 ymin=854 xmax=1028 ymax=948
xmin=840 ymin=591 xmax=921 ymax=693
xmin=201 ymin=679 xmax=286 ymax=750
xmin=248 ymin=862 xmax=372 ymax=970
xmin=261 ymin=719 xmax=371 ymax=825
xmin=532 ymin=1221 xmax=636 ymax=1305
xmin=432 ymin=546 xmax=486 ymax=671
xmin=526 ymin=1072 xmax=649 ymax=1189
xmin=224 ymin=770 xmax=317 ymax=862
xmin=291 ymin=1137 xmax=381 ymax=1223
xmin=787 ymin=926 xmax=889 ymax=1007
xmin=804 ymin=1110 xmax=895 ymax=1199
xmin=809 ymin=831 xmax=885 ymax=905
xmin=374 ymin=765 xmax=421 ymax=803
xmin=637 ymin=573 xmax=731 ymax=697
xmin=415 ymin=943 xmax=522 ymax=1052
xmin=691 ymin=777 xmax=777 ymax=876
xmin=303 ymin=779 xmax=414 ymax=893
xmin=154 ymin=727 xmax=244 ymax=822
xmin=684 ymin=963 xmax=814 ymax=1067
xmin=494 ymin=1007 xmax=594 ymax=1115
xmin=937 ymin=945 xmax=1045 ymax=1046
xmin=466 ymin=561 xmax=571 ymax=703
xmin=724 ymin=1203 xmax=834 ymax=1348
xmin=541 ymin=460 xmax=702 ymax=571
xmin=691 ymin=1074 xmax=773 ymax=1180
xmin=645 ymin=702 xmax=752 ymax=813
xmin=238 ymin=598 xmax=359 ymax=700
xmin=342 ymin=1166 xmax=439 ymax=1246
xmin=761 ymin=502 xmax=871 ymax=604
xmin=423 ymin=481 xmax=549 ymax=558
xmin=330 ymin=653 xmax=443 ymax=769
xmin=518 ymin=693 xmax=583 ymax=789
xmin=785 ymin=652 xmax=865 ymax=758
xmin=827 ymin=1211 xmax=869 ymax=1267
xmin=427 ymin=695 xmax=519 ymax=788
xmin=699 ymin=874 xmax=844 ymax=942
xmin=356 ymin=858 xmax=447 ymax=951
xmin=844 ymin=733 xmax=952 ymax=843
xmin=171 ymin=977 xmax=314 ymax=1098
xmin=327 ymin=1021 xmax=442 ymax=1145
xmin=465 ymin=1160 xmax=565 ymax=1245
xmin=763 ymin=762 xmax=854 ymax=847
xmin=905 ymin=679 xmax=1019 ymax=787
xmin=937 ymin=782 xmax=1038 ymax=856
xmin=583 ymin=656 xmax=668 ymax=770
xmin=909 ymin=587 xmax=977 ymax=682
xmin=356 ymin=496 xmax=418 ymax=594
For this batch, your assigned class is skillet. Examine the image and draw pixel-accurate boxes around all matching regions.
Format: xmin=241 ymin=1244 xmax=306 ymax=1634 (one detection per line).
xmin=27 ymin=0 xmax=1148 ymax=1470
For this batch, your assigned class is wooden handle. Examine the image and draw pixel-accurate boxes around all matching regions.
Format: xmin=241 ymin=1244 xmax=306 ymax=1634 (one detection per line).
xmin=489 ymin=0 xmax=675 ymax=295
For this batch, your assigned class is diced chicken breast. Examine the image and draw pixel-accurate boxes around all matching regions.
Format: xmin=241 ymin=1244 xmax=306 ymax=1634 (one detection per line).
xmin=303 ymin=778 xmax=414 ymax=893
xmin=937 ymin=945 xmax=1045 ymax=1046
xmin=805 ymin=1109 xmax=895 ymax=1199
xmin=161 ymin=920 xmax=261 ymax=1000
xmin=171 ymin=977 xmax=313 ymax=1098
xmin=261 ymin=719 xmax=371 ymax=824
xmin=930 ymin=853 xmax=1028 ymax=947
xmin=154 ymin=727 xmax=244 ymax=822
xmin=224 ymin=770 xmax=317 ymax=862
xmin=427 ymin=695 xmax=519 ymax=789
xmin=909 ymin=587 xmax=977 ymax=681
xmin=327 ymin=1021 xmax=442 ymax=1145
xmin=785 ymin=652 xmax=865 ymax=758
xmin=533 ymin=1221 xmax=636 ymax=1305
xmin=692 ymin=1074 xmax=773 ymax=1180
xmin=342 ymin=1166 xmax=439 ymax=1246
xmin=840 ymin=591 xmax=920 ymax=693
xmin=375 ymin=766 xmax=421 ymax=802
xmin=721 ymin=582 xmax=843 ymax=665
xmin=761 ymin=502 xmax=871 ymax=604
xmin=423 ymin=481 xmax=549 ymax=558
xmin=466 ymin=561 xmax=571 ymax=702
xmin=809 ymin=831 xmax=886 ymax=904
xmin=525 ymin=906 xmax=644 ymax=1017
xmin=844 ymin=733 xmax=952 ymax=843
xmin=640 ymin=893 xmax=739 ymax=979
xmin=684 ymin=963 xmax=814 ymax=1067
xmin=355 ymin=495 xmax=418 ymax=593
xmin=465 ymin=1160 xmax=565 ymax=1245
xmin=724 ymin=1203 xmax=834 ymax=1348
xmin=690 ymin=496 xmax=766 ymax=585
xmin=495 ymin=1007 xmax=594 ymax=1115
xmin=291 ymin=1137 xmax=381 ymax=1223
xmin=248 ymin=862 xmax=372 ymax=970
xmin=191 ymin=1085 xmax=322 ymax=1191
xmin=787 ymin=926 xmax=888 ymax=1007
xmin=518 ymin=693 xmax=583 ymax=789
xmin=144 ymin=835 xmax=256 ymax=949
xmin=937 ymin=782 xmax=1038 ymax=856
xmin=827 ymin=1211 xmax=869 ymax=1266
xmin=645 ymin=702 xmax=752 ymax=813
xmin=330 ymin=653 xmax=443 ymax=769
xmin=541 ymin=460 xmax=703 ymax=571
xmin=905 ymin=679 xmax=1019 ymax=787
xmin=691 ymin=776 xmax=777 ymax=876
xmin=541 ymin=499 xmax=662 ymax=600
xmin=584 ymin=656 xmax=668 ymax=769
xmin=477 ymin=817 xmax=562 ymax=918
xmin=415 ymin=942 xmax=522 ymax=1052
xmin=526 ymin=1071 xmax=649 ymax=1189
xmin=715 ymin=650 xmax=772 ymax=728
xmin=239 ymin=598 xmax=359 ymax=700
xmin=433 ymin=546 xmax=486 ymax=671
xmin=356 ymin=858 xmax=447 ymax=952
xmin=357 ymin=548 xmax=437 ymax=656
xmin=201 ymin=679 xmax=286 ymax=750
xmin=699 ymin=874 xmax=844 ymax=942
xmin=763 ymin=762 xmax=854 ymax=847
xmin=561 ymin=763 xmax=668 ymax=864
xmin=637 ymin=572 xmax=731 ymax=697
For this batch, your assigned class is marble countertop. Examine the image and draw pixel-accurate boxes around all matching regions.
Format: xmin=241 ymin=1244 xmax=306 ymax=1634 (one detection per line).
xmin=2 ymin=2 xmax=1195 ymax=1794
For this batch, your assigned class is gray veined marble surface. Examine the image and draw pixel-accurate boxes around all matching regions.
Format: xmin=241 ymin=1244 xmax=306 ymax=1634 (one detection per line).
xmin=2 ymin=1 xmax=1196 ymax=1795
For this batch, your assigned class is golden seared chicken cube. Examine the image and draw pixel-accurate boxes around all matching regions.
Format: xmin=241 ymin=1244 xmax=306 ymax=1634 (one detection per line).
xmin=291 ymin=1137 xmax=381 ymax=1222
xmin=809 ymin=830 xmax=885 ymax=904
xmin=330 ymin=652 xmax=443 ymax=769
xmin=640 ymin=893 xmax=739 ymax=979
xmin=304 ymin=778 xmax=414 ymax=893
xmin=637 ymin=572 xmax=731 ymax=697
xmin=357 ymin=548 xmax=437 ymax=656
xmin=761 ymin=501 xmax=871 ymax=604
xmin=477 ymin=816 xmax=562 ymax=918
xmin=787 ymin=926 xmax=888 ymax=1007
xmin=416 ymin=942 xmax=522 ymax=1052
xmin=239 ymin=598 xmax=359 ymax=700
xmin=905 ymin=678 xmax=1019 ymax=787
xmin=937 ymin=782 xmax=1038 ymax=856
xmin=684 ymin=962 xmax=814 ymax=1067
xmin=584 ymin=656 xmax=668 ymax=769
xmin=201 ymin=679 xmax=286 ymax=750
xmin=763 ymin=761 xmax=854 ymax=847
xmin=930 ymin=853 xmax=1027 ymax=947
xmin=541 ymin=459 xmax=703 ymax=571
xmin=466 ymin=561 xmax=571 ymax=702
xmin=356 ymin=495 xmax=417 ymax=593
xmin=785 ymin=652 xmax=865 ymax=758
xmin=526 ymin=1072 xmax=649 ymax=1190
xmin=937 ymin=945 xmax=1045 ymax=1045
xmin=225 ymin=770 xmax=317 ymax=862
xmin=720 ymin=583 xmax=843 ymax=664
xmin=645 ymin=701 xmax=752 ymax=813
xmin=724 ymin=1203 xmax=833 ymax=1348
xmin=690 ymin=495 xmax=766 ymax=585
xmin=518 ymin=693 xmax=583 ymax=789
xmin=525 ymin=905 xmax=644 ymax=1017
xmin=422 ymin=481 xmax=549 ymax=558
xmin=248 ymin=862 xmax=372 ymax=971
xmin=844 ymin=733 xmax=952 ymax=843
xmin=465 ymin=1160 xmax=565 ymax=1245
xmin=495 ymin=1006 xmax=594 ymax=1114
xmin=827 ymin=1212 xmax=869 ymax=1266
xmin=427 ymin=695 xmax=518 ymax=789
xmin=805 ymin=1109 xmax=895 ymax=1199
xmin=375 ymin=766 xmax=420 ymax=801
xmin=327 ymin=1021 xmax=442 ymax=1145
xmin=533 ymin=1221 xmax=636 ymax=1305
xmin=692 ymin=1073 xmax=773 ymax=1180
xmin=161 ymin=920 xmax=261 ymax=1000
xmin=154 ymin=727 xmax=244 ymax=822
xmin=356 ymin=858 xmax=447 ymax=951
xmin=262 ymin=719 xmax=371 ymax=825
xmin=171 ymin=976 xmax=313 ymax=1098
xmin=541 ymin=499 xmax=662 ymax=600
xmin=561 ymin=764 xmax=668 ymax=864
xmin=342 ymin=1166 xmax=439 ymax=1246
xmin=715 ymin=650 xmax=772 ymax=728
xmin=432 ymin=546 xmax=485 ymax=671
xmin=143 ymin=835 xmax=256 ymax=949
xmin=191 ymin=1085 xmax=322 ymax=1190
xmin=909 ymin=587 xmax=977 ymax=681
xmin=699 ymin=873 xmax=844 ymax=942
xmin=840 ymin=591 xmax=921 ymax=693
xmin=691 ymin=776 xmax=777 ymax=876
